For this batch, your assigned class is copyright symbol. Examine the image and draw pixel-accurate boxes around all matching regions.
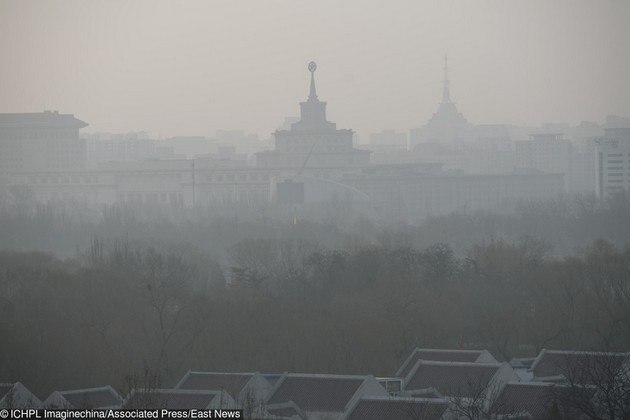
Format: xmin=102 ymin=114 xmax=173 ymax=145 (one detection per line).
xmin=0 ymin=409 xmax=9 ymax=419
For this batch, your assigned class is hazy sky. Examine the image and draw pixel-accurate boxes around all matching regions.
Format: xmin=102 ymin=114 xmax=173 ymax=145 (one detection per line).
xmin=1 ymin=0 xmax=629 ymax=140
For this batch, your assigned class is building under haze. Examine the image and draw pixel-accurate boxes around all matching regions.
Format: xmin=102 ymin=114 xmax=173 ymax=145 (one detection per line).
xmin=596 ymin=124 xmax=630 ymax=197
xmin=256 ymin=62 xmax=371 ymax=170
xmin=0 ymin=111 xmax=87 ymax=176
xmin=410 ymin=56 xmax=469 ymax=145
xmin=86 ymin=131 xmax=156 ymax=166
xmin=1 ymin=63 xmax=574 ymax=221
xmin=515 ymin=133 xmax=571 ymax=174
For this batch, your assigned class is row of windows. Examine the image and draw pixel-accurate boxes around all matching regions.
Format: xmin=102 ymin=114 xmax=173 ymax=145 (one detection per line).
xmin=0 ymin=130 xmax=76 ymax=141
xmin=38 ymin=191 xmax=96 ymax=201
xmin=285 ymin=145 xmax=348 ymax=152
xmin=118 ymin=192 xmax=183 ymax=206
xmin=204 ymin=173 xmax=270 ymax=183
xmin=203 ymin=189 xmax=268 ymax=205
xmin=279 ymin=137 xmax=347 ymax=144
xmin=29 ymin=175 xmax=98 ymax=185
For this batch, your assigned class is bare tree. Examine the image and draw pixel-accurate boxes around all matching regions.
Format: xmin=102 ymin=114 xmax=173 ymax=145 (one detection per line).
xmin=140 ymin=249 xmax=196 ymax=379
xmin=552 ymin=352 xmax=629 ymax=420
xmin=122 ymin=364 xmax=163 ymax=409
xmin=446 ymin=376 xmax=505 ymax=420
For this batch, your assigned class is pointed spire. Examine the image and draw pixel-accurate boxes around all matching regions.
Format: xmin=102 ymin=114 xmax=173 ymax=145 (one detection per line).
xmin=442 ymin=55 xmax=451 ymax=103
xmin=308 ymin=61 xmax=318 ymax=100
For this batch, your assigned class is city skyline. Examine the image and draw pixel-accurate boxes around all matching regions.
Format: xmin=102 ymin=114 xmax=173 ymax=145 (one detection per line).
xmin=1 ymin=0 xmax=629 ymax=139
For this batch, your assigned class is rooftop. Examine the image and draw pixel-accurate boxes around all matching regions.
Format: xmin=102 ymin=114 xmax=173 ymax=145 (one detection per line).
xmin=175 ymin=371 xmax=254 ymax=399
xmin=396 ymin=348 xmax=496 ymax=378
xmin=0 ymin=111 xmax=88 ymax=129
xmin=530 ymin=349 xmax=629 ymax=384
xmin=405 ymin=361 xmax=503 ymax=397
xmin=265 ymin=373 xmax=369 ymax=413
xmin=57 ymin=386 xmax=122 ymax=409
xmin=342 ymin=396 xmax=449 ymax=420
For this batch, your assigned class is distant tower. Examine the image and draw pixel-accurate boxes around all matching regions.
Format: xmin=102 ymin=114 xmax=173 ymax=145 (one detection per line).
xmin=294 ymin=61 xmax=332 ymax=129
xmin=255 ymin=61 xmax=370 ymax=169
xmin=442 ymin=55 xmax=451 ymax=103
xmin=308 ymin=61 xmax=318 ymax=100
xmin=423 ymin=55 xmax=469 ymax=143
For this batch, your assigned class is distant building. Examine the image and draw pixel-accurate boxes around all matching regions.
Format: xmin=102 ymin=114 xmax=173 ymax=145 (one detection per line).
xmin=595 ymin=125 xmax=630 ymax=197
xmin=515 ymin=133 xmax=571 ymax=175
xmin=410 ymin=56 xmax=469 ymax=145
xmin=369 ymin=129 xmax=408 ymax=148
xmin=568 ymin=121 xmax=603 ymax=193
xmin=256 ymin=62 xmax=371 ymax=170
xmin=86 ymin=132 xmax=156 ymax=166
xmin=366 ymin=130 xmax=409 ymax=165
xmin=216 ymin=129 xmax=264 ymax=157
xmin=345 ymin=167 xmax=565 ymax=222
xmin=3 ymin=64 xmax=570 ymax=221
xmin=157 ymin=136 xmax=215 ymax=159
xmin=0 ymin=111 xmax=87 ymax=176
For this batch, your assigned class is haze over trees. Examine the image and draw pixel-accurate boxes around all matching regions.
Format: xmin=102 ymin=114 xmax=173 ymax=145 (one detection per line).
xmin=1 ymin=191 xmax=629 ymax=398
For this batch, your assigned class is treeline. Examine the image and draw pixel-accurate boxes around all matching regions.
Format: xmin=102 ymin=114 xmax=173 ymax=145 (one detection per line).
xmin=1 ymin=236 xmax=629 ymax=398
xmin=1 ymin=191 xmax=630 ymax=259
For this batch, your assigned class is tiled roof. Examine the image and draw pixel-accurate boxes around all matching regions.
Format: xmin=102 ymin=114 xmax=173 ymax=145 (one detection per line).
xmin=61 ymin=386 xmax=121 ymax=408
xmin=265 ymin=401 xmax=307 ymax=419
xmin=0 ymin=384 xmax=13 ymax=400
xmin=0 ymin=112 xmax=87 ymax=128
xmin=124 ymin=389 xmax=223 ymax=409
xmin=491 ymin=382 xmax=596 ymax=420
xmin=176 ymin=372 xmax=252 ymax=399
xmin=509 ymin=358 xmax=536 ymax=369
xmin=343 ymin=397 xmax=449 ymax=420
xmin=262 ymin=374 xmax=283 ymax=387
xmin=531 ymin=349 xmax=628 ymax=384
xmin=0 ymin=382 xmax=42 ymax=408
xmin=492 ymin=382 xmax=556 ymax=420
xmin=397 ymin=348 xmax=492 ymax=378
xmin=265 ymin=374 xmax=366 ymax=413
xmin=405 ymin=361 xmax=501 ymax=397
xmin=406 ymin=387 xmax=443 ymax=399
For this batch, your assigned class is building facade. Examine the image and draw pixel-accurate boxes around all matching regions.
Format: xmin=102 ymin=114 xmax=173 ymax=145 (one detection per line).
xmin=596 ymin=126 xmax=630 ymax=197
xmin=0 ymin=111 xmax=87 ymax=176
xmin=256 ymin=62 xmax=371 ymax=171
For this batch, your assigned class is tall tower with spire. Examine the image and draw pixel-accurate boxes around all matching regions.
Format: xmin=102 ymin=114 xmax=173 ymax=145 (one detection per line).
xmin=291 ymin=61 xmax=335 ymax=130
xmin=256 ymin=62 xmax=370 ymax=170
xmin=422 ymin=55 xmax=469 ymax=143
xmin=442 ymin=55 xmax=451 ymax=103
